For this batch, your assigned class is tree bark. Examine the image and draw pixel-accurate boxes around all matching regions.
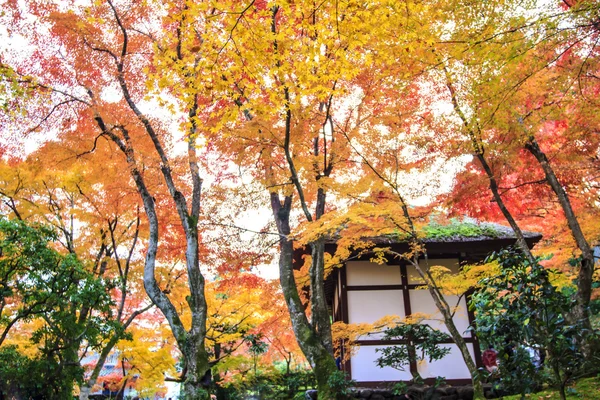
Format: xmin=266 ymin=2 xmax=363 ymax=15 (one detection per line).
xmin=443 ymin=63 xmax=537 ymax=265
xmin=409 ymin=253 xmax=485 ymax=399
xmin=525 ymin=137 xmax=594 ymax=349
xmin=92 ymin=112 xmax=210 ymax=399
xmin=88 ymin=6 xmax=212 ymax=394
xmin=271 ymin=193 xmax=339 ymax=400
xmin=474 ymin=153 xmax=538 ymax=265
xmin=310 ymin=237 xmax=334 ymax=355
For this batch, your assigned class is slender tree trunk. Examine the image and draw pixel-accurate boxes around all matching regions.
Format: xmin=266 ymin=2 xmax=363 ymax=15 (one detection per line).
xmin=310 ymin=237 xmax=334 ymax=354
xmin=406 ymin=336 xmax=422 ymax=382
xmin=79 ymin=341 xmax=115 ymax=400
xmin=443 ymin=63 xmax=537 ymax=264
xmin=271 ymin=193 xmax=339 ymax=400
xmin=79 ymin=304 xmax=150 ymax=400
xmin=346 ymin=82 xmax=486 ymax=397
xmin=410 ymin=255 xmax=485 ymax=399
xmin=92 ymin=7 xmax=212 ymax=396
xmin=474 ymin=153 xmax=537 ymax=264
xmin=525 ymin=137 xmax=594 ymax=345
xmin=93 ymin=113 xmax=210 ymax=399
xmin=551 ymin=360 xmax=567 ymax=400
xmin=214 ymin=344 xmax=226 ymax=400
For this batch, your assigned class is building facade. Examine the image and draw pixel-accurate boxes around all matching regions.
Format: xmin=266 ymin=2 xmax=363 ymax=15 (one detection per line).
xmin=323 ymin=227 xmax=541 ymax=386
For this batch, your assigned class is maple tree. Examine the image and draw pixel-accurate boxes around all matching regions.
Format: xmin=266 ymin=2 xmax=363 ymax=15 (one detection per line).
xmin=429 ymin=0 xmax=600 ymax=355
xmin=2 ymin=0 xmax=600 ymax=398
xmin=0 ymin=141 xmax=158 ymax=400
xmin=0 ymin=1 xmax=228 ymax=397
xmin=160 ymin=1 xmax=462 ymax=396
xmin=0 ymin=218 xmax=113 ymax=398
xmin=157 ymin=1 xmax=405 ymax=397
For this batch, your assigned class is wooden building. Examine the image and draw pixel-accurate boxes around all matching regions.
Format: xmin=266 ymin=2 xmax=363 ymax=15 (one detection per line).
xmin=322 ymin=222 xmax=541 ymax=386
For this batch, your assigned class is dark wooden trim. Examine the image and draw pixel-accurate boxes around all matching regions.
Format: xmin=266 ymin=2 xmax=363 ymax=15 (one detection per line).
xmin=346 ymin=284 xmax=404 ymax=291
xmin=416 ymin=254 xmax=465 ymax=260
xmin=354 ymin=378 xmax=474 ymax=388
xmin=341 ymin=267 xmax=348 ymax=324
xmin=346 ymin=284 xmax=427 ymax=291
xmin=341 ymin=266 xmax=351 ymax=377
xmin=399 ymin=264 xmax=412 ymax=317
xmin=355 ymin=337 xmax=477 ymax=346
xmin=399 ymin=263 xmax=418 ymax=377
xmin=323 ymin=236 xmax=542 ymax=261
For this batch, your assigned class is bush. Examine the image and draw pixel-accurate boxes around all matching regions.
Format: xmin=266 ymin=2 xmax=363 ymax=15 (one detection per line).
xmin=471 ymin=248 xmax=589 ymax=400
xmin=376 ymin=323 xmax=451 ymax=382
xmin=326 ymin=370 xmax=355 ymax=399
xmin=215 ymin=369 xmax=315 ymax=399
xmin=0 ymin=345 xmax=82 ymax=400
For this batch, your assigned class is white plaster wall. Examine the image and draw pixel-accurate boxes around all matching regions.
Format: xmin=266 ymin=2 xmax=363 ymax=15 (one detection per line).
xmin=351 ymin=345 xmax=413 ymax=382
xmin=348 ymin=290 xmax=405 ymax=325
xmin=346 ymin=261 xmax=402 ymax=286
xmin=417 ymin=343 xmax=476 ymax=380
xmin=334 ymin=288 xmax=339 ymax=316
xmin=406 ymin=258 xmax=460 ymax=285
xmin=409 ymin=290 xmax=471 ymax=337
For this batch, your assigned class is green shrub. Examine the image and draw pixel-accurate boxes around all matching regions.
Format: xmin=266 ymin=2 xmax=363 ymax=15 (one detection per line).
xmin=471 ymin=247 xmax=590 ymax=400
xmin=326 ymin=370 xmax=355 ymax=399
xmin=376 ymin=323 xmax=451 ymax=382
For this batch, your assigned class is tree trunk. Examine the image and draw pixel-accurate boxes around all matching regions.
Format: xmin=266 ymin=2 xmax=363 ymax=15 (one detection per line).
xmin=525 ymin=137 xmax=594 ymax=345
xmin=91 ymin=12 xmax=213 ymax=396
xmin=474 ymin=153 xmax=537 ymax=264
xmin=406 ymin=337 xmax=422 ymax=382
xmin=79 ymin=341 xmax=115 ymax=400
xmin=271 ymin=193 xmax=339 ymax=400
xmin=411 ymin=255 xmax=485 ymax=399
xmin=182 ymin=343 xmax=211 ymax=400
xmin=444 ymin=63 xmax=537 ymax=265
xmin=310 ymin=237 xmax=334 ymax=354
xmin=94 ymin=119 xmax=211 ymax=399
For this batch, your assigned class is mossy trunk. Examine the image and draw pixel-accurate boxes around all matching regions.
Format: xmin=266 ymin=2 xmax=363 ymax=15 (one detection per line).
xmin=181 ymin=341 xmax=211 ymax=400
xmin=271 ymin=193 xmax=340 ymax=400
xmin=314 ymin=352 xmax=340 ymax=399
xmin=310 ymin=237 xmax=334 ymax=354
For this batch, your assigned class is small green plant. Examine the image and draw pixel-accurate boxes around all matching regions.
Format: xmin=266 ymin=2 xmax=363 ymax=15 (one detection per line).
xmin=376 ymin=323 xmax=451 ymax=381
xmin=433 ymin=376 xmax=446 ymax=387
xmin=327 ymin=370 xmax=355 ymax=399
xmin=391 ymin=381 xmax=408 ymax=396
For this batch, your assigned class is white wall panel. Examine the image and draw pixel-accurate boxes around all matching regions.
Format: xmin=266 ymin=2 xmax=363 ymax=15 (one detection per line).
xmin=409 ymin=290 xmax=471 ymax=337
xmin=418 ymin=343 xmax=475 ymax=380
xmin=334 ymin=289 xmax=339 ymax=315
xmin=348 ymin=290 xmax=405 ymax=325
xmin=351 ymin=345 xmax=413 ymax=382
xmin=406 ymin=258 xmax=460 ymax=285
xmin=346 ymin=261 xmax=402 ymax=286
